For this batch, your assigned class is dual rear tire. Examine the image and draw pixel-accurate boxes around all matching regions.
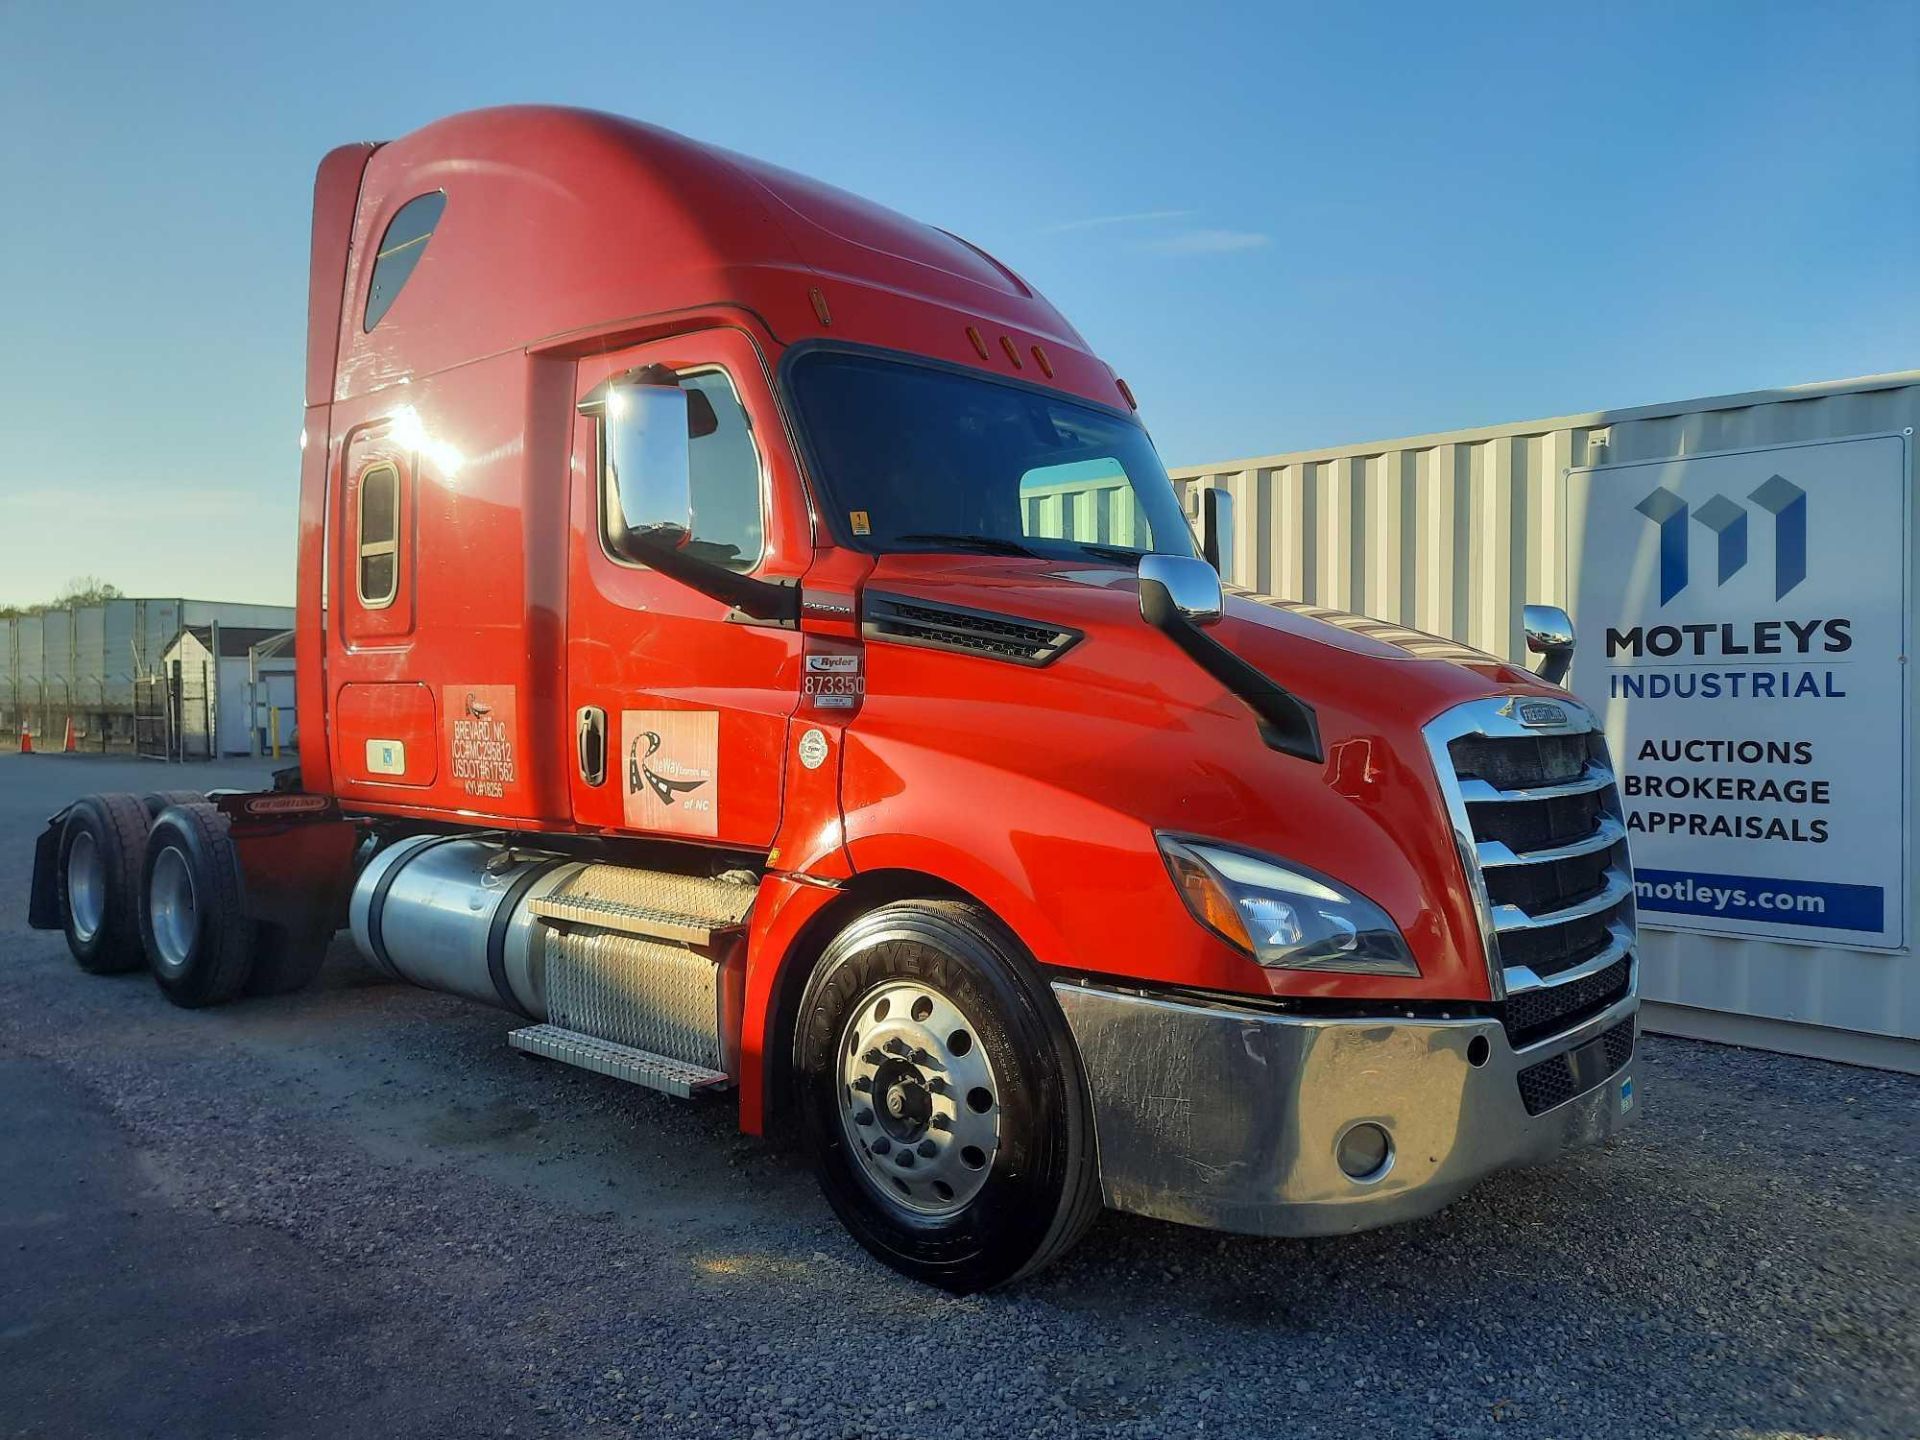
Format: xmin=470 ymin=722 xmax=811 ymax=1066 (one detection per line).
xmin=58 ymin=794 xmax=152 ymax=974
xmin=58 ymin=795 xmax=332 ymax=1005
xmin=140 ymin=803 xmax=258 ymax=1008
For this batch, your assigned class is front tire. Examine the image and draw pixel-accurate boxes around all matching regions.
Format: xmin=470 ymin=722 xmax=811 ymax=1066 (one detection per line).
xmin=793 ymin=899 xmax=1101 ymax=1292
xmin=141 ymin=803 xmax=256 ymax=1008
xmin=58 ymin=793 xmax=152 ymax=974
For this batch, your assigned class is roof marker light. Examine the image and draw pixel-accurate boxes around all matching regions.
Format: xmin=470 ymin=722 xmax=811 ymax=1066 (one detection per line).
xmin=809 ymin=287 xmax=832 ymax=326
xmin=999 ymin=335 xmax=1023 ymax=369
xmin=1030 ymin=344 xmax=1054 ymax=379
xmin=965 ymin=326 xmax=990 ymax=360
xmin=1116 ymin=377 xmax=1138 ymax=410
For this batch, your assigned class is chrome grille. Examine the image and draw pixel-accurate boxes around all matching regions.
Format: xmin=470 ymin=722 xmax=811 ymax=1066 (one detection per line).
xmin=1423 ymin=697 xmax=1637 ymax=1036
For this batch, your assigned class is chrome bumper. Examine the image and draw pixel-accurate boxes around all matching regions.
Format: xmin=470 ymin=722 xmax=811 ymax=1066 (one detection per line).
xmin=1052 ymin=980 xmax=1639 ymax=1237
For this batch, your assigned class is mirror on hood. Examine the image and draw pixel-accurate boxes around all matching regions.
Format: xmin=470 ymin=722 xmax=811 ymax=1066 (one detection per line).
xmin=1139 ymin=554 xmax=1224 ymax=627
xmin=1523 ymin=604 xmax=1576 ymax=685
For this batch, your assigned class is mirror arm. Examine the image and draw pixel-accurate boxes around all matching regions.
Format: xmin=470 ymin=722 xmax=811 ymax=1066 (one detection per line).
xmin=1139 ymin=577 xmax=1322 ymax=762
xmin=617 ymin=536 xmax=799 ymax=623
xmin=1536 ymin=648 xmax=1572 ymax=686
xmin=1200 ymin=487 xmax=1232 ymax=575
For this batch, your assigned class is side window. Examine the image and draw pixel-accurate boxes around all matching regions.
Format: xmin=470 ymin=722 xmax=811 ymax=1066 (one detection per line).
xmin=603 ymin=369 xmax=764 ymax=572
xmin=363 ymin=192 xmax=447 ymax=331
xmin=1019 ymin=457 xmax=1152 ymax=550
xmin=357 ymin=463 xmax=400 ymax=608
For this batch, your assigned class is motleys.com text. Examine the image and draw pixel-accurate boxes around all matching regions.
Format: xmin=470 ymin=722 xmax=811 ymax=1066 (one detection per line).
xmin=1633 ymin=867 xmax=1885 ymax=933
xmin=1637 ymin=873 xmax=1826 ymax=915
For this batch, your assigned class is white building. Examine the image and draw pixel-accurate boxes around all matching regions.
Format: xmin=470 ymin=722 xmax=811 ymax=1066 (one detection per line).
xmin=157 ymin=623 xmax=296 ymax=759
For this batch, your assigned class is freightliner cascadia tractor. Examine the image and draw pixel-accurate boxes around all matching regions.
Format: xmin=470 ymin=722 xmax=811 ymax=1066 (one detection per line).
xmin=29 ymin=107 xmax=1640 ymax=1291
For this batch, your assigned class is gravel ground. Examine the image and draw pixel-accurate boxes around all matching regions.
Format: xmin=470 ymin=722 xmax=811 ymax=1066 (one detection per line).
xmin=2 ymin=754 xmax=1915 ymax=1440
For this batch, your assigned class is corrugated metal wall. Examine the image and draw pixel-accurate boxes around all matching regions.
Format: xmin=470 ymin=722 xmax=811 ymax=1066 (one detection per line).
xmin=1170 ymin=372 xmax=1919 ymax=1070
xmin=0 ymin=597 xmax=290 ymax=747
xmin=1022 ymin=473 xmax=1152 ymax=549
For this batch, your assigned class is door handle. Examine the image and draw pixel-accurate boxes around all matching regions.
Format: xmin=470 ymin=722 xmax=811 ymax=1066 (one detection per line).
xmin=576 ymin=705 xmax=607 ymax=787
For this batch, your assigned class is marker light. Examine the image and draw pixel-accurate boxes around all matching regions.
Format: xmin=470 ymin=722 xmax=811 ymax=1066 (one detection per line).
xmin=1157 ymin=835 xmax=1419 ymax=976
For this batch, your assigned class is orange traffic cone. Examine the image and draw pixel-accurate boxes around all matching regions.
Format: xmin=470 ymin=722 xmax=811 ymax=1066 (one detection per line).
xmin=62 ymin=717 xmax=77 ymax=753
xmin=17 ymin=723 xmax=32 ymax=754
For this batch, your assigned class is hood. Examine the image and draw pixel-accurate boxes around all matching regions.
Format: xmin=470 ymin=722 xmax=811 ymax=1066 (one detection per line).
xmin=846 ymin=552 xmax=1563 ymax=1006
xmin=859 ymin=554 xmax=1548 ymax=730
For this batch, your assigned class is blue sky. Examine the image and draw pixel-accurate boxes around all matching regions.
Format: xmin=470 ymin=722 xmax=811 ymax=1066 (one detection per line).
xmin=2 ymin=1 xmax=1914 ymax=606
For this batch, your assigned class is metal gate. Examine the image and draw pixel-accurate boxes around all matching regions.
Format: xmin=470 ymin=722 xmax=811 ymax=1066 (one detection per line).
xmin=133 ymin=676 xmax=171 ymax=760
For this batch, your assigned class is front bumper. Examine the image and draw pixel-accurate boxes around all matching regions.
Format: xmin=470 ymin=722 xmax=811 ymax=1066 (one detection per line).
xmin=1052 ymin=979 xmax=1639 ymax=1237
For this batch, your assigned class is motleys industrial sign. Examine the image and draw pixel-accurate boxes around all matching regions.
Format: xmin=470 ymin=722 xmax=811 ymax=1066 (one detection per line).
xmin=1570 ymin=433 xmax=1909 ymax=950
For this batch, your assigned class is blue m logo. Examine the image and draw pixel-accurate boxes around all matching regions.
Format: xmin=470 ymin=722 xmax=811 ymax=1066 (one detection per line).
xmin=1635 ymin=474 xmax=1806 ymax=605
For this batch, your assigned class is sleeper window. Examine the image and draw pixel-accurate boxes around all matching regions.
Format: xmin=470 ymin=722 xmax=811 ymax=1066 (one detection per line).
xmin=357 ymin=464 xmax=400 ymax=607
xmin=363 ymin=192 xmax=447 ymax=331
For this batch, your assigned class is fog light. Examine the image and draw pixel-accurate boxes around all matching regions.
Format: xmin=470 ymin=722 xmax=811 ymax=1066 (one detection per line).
xmin=1336 ymin=1122 xmax=1393 ymax=1181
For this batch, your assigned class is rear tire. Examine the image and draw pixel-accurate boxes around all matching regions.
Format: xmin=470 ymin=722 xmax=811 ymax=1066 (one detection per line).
xmin=246 ymin=923 xmax=334 ymax=996
xmin=141 ymin=803 xmax=256 ymax=1008
xmin=58 ymin=793 xmax=152 ymax=975
xmin=140 ymin=789 xmax=205 ymax=820
xmin=793 ymin=899 xmax=1101 ymax=1292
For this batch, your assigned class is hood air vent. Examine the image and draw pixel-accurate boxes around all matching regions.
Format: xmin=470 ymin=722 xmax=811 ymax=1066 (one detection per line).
xmin=862 ymin=592 xmax=1081 ymax=666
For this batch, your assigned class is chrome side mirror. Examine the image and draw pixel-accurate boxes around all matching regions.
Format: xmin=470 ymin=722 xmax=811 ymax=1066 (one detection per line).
xmin=604 ymin=368 xmax=694 ymax=548
xmin=1140 ymin=553 xmax=1224 ymax=628
xmin=1523 ymin=604 xmax=1576 ymax=685
xmin=1199 ymin=486 xmax=1234 ymax=577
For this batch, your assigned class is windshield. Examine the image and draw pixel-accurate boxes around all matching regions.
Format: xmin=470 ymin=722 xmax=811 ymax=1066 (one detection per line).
xmin=787 ymin=350 xmax=1196 ymax=562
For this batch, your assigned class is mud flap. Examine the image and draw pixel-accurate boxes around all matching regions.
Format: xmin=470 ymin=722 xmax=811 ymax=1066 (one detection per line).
xmin=224 ymin=813 xmax=361 ymax=938
xmin=27 ymin=811 xmax=69 ymax=930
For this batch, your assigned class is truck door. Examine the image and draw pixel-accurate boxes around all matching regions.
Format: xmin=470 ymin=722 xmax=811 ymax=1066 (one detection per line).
xmin=327 ymin=422 xmax=439 ymax=794
xmin=565 ymin=329 xmax=807 ymax=851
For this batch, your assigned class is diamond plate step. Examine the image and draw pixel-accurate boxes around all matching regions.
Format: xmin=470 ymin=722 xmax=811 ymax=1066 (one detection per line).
xmin=527 ymin=864 xmax=757 ymax=949
xmin=508 ymin=1023 xmax=730 ymax=1098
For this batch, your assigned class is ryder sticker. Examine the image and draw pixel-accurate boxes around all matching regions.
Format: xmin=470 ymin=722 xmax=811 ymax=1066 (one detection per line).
xmin=621 ymin=710 xmax=718 ymax=837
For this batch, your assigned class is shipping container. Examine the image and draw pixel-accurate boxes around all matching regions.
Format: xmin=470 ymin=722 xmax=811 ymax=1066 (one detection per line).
xmin=0 ymin=598 xmax=289 ymax=751
xmin=16 ymin=613 xmax=43 ymax=735
xmin=1171 ymin=371 xmax=1918 ymax=1072
xmin=0 ymin=618 xmax=15 ymax=732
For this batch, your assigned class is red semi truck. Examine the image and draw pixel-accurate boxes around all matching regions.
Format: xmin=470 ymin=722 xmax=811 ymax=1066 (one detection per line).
xmin=29 ymin=106 xmax=1640 ymax=1291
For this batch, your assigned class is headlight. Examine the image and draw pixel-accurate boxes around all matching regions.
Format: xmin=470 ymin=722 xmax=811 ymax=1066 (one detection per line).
xmin=1157 ymin=835 xmax=1419 ymax=976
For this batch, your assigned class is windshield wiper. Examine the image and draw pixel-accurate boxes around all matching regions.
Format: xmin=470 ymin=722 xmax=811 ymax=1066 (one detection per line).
xmin=891 ymin=532 xmax=1040 ymax=557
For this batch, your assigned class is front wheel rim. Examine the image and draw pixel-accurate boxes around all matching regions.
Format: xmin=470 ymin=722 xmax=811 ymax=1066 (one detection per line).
xmin=836 ymin=978 xmax=1002 ymax=1219
xmin=67 ymin=830 xmax=106 ymax=943
xmin=149 ymin=846 xmax=198 ymax=973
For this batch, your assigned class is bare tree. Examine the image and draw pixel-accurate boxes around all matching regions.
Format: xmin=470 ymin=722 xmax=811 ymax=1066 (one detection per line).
xmin=53 ymin=576 xmax=125 ymax=607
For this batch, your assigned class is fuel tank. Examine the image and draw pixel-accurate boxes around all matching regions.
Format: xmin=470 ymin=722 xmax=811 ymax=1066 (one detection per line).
xmin=346 ymin=835 xmax=756 ymax=1075
xmin=348 ymin=835 xmax=580 ymax=1015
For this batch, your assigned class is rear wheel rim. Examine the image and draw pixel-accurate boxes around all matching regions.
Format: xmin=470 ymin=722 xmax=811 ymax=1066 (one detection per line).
xmin=67 ymin=830 xmax=105 ymax=943
xmin=836 ymin=979 xmax=1002 ymax=1219
xmin=149 ymin=846 xmax=198 ymax=973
